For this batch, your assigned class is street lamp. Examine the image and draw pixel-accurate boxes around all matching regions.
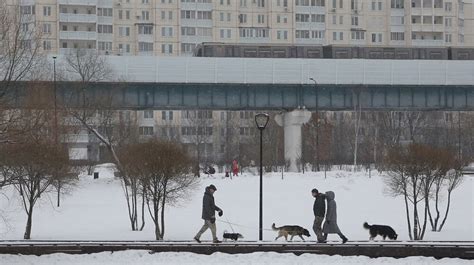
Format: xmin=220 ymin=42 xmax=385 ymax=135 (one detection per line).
xmin=255 ymin=113 xmax=269 ymax=241
xmin=52 ymin=55 xmax=60 ymax=207
xmin=309 ymin=78 xmax=320 ymax=171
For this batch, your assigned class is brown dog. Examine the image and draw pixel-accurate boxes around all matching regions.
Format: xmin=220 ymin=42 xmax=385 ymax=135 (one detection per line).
xmin=272 ymin=223 xmax=311 ymax=241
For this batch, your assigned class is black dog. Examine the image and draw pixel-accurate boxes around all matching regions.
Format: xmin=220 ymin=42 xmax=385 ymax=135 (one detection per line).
xmin=363 ymin=222 xmax=398 ymax=240
xmin=223 ymin=232 xmax=244 ymax=241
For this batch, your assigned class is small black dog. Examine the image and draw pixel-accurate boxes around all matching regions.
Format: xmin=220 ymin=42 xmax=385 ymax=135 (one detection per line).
xmin=223 ymin=232 xmax=244 ymax=241
xmin=363 ymin=222 xmax=398 ymax=240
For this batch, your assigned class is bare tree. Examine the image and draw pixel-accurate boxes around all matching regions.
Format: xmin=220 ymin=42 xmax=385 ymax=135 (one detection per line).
xmin=384 ymin=144 xmax=429 ymax=240
xmin=121 ymin=140 xmax=196 ymax=240
xmin=383 ymin=144 xmax=465 ymax=240
xmin=0 ymin=1 xmax=44 ymax=100
xmin=352 ymin=88 xmax=363 ymax=170
xmin=62 ymin=51 xmax=147 ymax=231
xmin=182 ymin=110 xmax=214 ymax=177
xmin=0 ymin=105 xmax=74 ymax=239
xmin=64 ymin=49 xmax=112 ymax=83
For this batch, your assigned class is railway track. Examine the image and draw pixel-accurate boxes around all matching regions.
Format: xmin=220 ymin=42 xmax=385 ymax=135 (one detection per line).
xmin=0 ymin=240 xmax=473 ymax=259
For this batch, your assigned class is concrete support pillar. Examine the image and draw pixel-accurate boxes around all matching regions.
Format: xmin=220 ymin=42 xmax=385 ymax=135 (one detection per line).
xmin=275 ymin=109 xmax=312 ymax=172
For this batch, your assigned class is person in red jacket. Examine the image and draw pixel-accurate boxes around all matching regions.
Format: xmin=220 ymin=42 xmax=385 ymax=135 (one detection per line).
xmin=232 ymin=159 xmax=239 ymax=176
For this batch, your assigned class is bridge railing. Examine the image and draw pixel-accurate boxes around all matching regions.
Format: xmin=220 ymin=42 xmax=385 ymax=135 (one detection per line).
xmin=88 ymin=57 xmax=474 ymax=86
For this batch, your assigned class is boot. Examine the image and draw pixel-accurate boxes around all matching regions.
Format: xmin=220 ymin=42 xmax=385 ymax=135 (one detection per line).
xmin=213 ymin=239 xmax=222 ymax=243
xmin=194 ymin=237 xmax=201 ymax=243
xmin=342 ymin=236 xmax=348 ymax=244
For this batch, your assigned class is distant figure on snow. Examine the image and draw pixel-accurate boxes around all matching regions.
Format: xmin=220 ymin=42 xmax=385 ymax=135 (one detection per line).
xmin=322 ymin=191 xmax=348 ymax=244
xmin=312 ymin=188 xmax=326 ymax=243
xmin=232 ymin=159 xmax=239 ymax=176
xmin=194 ymin=184 xmax=224 ymax=243
xmin=204 ymin=166 xmax=216 ymax=177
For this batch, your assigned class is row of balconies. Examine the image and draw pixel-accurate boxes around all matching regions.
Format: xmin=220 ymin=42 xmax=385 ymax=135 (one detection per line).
xmin=59 ymin=13 xmax=113 ymax=24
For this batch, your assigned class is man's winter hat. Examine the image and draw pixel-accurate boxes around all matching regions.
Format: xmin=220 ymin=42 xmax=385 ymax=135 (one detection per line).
xmin=311 ymin=188 xmax=318 ymax=194
xmin=208 ymin=184 xmax=217 ymax=191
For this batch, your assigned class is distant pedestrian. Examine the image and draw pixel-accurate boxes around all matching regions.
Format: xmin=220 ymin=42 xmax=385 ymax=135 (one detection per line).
xmin=194 ymin=184 xmax=224 ymax=243
xmin=322 ymin=191 xmax=348 ymax=244
xmin=311 ymin=188 xmax=326 ymax=243
xmin=232 ymin=160 xmax=239 ymax=176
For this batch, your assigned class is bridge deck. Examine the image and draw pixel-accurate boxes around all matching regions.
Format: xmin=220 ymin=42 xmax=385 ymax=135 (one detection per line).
xmin=1 ymin=240 xmax=473 ymax=259
xmin=11 ymin=82 xmax=474 ymax=111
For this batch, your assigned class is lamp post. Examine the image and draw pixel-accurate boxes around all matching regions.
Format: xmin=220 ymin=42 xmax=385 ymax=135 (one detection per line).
xmin=309 ymin=78 xmax=320 ymax=171
xmin=52 ymin=55 xmax=58 ymax=144
xmin=52 ymin=55 xmax=60 ymax=207
xmin=255 ymin=113 xmax=269 ymax=241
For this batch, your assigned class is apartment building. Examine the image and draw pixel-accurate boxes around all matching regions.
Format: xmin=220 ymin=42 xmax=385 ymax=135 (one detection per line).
xmin=11 ymin=0 xmax=473 ymax=55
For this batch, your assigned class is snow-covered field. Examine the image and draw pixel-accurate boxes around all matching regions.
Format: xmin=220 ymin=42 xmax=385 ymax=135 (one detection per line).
xmin=1 ymin=165 xmax=473 ymax=264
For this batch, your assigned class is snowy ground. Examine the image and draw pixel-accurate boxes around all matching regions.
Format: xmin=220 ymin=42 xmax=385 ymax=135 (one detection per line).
xmin=1 ymin=165 xmax=473 ymax=264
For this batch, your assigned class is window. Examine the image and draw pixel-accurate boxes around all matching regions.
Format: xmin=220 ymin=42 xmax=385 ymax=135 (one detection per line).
xmin=351 ymin=31 xmax=365 ymax=40
xmin=445 ymin=33 xmax=452 ymax=43
xmin=352 ymin=16 xmax=359 ymax=26
xmin=139 ymin=42 xmax=153 ymax=52
xmin=43 ymin=40 xmax=52 ymax=50
xmin=142 ymin=11 xmax=150 ymax=20
xmin=391 ymin=0 xmax=404 ymax=8
xmin=20 ymin=6 xmax=35 ymax=15
xmin=139 ymin=126 xmax=154 ymax=136
xmin=445 ymin=17 xmax=452 ymax=27
xmin=445 ymin=2 xmax=452 ymax=12
xmin=144 ymin=110 xmax=154 ymax=119
xmin=161 ymin=111 xmax=173 ymax=120
xmin=161 ymin=44 xmax=173 ymax=54
xmin=138 ymin=25 xmax=153 ymax=34
xmin=371 ymin=33 xmax=383 ymax=43
xmin=119 ymin=27 xmax=130 ymax=36
xmin=390 ymin=32 xmax=404 ymax=41
xmin=98 ymin=25 xmax=113 ymax=34
xmin=97 ymin=8 xmax=113 ymax=16
xmin=43 ymin=23 xmax=51 ymax=33
xmin=162 ymin=27 xmax=173 ymax=37
xmin=43 ymin=6 xmax=51 ymax=16
xmin=98 ymin=42 xmax=112 ymax=51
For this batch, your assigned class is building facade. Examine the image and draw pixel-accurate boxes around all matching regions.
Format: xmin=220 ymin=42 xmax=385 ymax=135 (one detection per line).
xmin=9 ymin=0 xmax=474 ymax=56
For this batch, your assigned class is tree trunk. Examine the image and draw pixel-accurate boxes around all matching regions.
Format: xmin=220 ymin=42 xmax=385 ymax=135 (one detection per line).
xmin=160 ymin=195 xmax=166 ymax=239
xmin=438 ymin=190 xmax=453 ymax=231
xmin=404 ymin=191 xmax=413 ymax=240
xmin=57 ymin=180 xmax=61 ymax=207
xmin=140 ymin=187 xmax=146 ymax=231
xmin=24 ymin=199 xmax=35 ymax=239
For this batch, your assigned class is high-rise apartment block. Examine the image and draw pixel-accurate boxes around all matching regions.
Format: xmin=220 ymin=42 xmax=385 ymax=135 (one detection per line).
xmin=10 ymin=0 xmax=474 ymax=56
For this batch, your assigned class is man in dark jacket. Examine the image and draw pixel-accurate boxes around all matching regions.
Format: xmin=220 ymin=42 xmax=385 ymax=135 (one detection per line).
xmin=312 ymin=188 xmax=326 ymax=243
xmin=194 ymin=184 xmax=223 ymax=243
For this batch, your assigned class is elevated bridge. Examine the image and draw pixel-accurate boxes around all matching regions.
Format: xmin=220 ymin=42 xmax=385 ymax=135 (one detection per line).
xmin=11 ymin=56 xmax=473 ymax=111
xmin=7 ymin=57 xmax=474 ymax=171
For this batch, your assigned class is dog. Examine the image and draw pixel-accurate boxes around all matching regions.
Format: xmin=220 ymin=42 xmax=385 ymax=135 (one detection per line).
xmin=223 ymin=231 xmax=244 ymax=241
xmin=272 ymin=223 xmax=311 ymax=241
xmin=363 ymin=222 xmax=398 ymax=240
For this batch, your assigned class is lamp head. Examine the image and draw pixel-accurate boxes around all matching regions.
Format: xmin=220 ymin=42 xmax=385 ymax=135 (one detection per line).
xmin=255 ymin=113 xmax=269 ymax=130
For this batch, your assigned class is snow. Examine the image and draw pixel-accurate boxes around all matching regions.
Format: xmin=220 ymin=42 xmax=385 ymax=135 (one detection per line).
xmin=1 ymin=165 xmax=473 ymax=264
xmin=1 ymin=250 xmax=473 ymax=265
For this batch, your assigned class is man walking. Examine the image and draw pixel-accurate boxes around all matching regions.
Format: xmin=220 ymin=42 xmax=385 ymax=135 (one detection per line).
xmin=312 ymin=188 xmax=326 ymax=243
xmin=194 ymin=184 xmax=223 ymax=243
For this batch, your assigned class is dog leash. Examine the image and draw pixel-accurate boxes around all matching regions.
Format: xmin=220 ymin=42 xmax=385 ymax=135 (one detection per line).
xmin=217 ymin=219 xmax=274 ymax=232
xmin=224 ymin=216 xmax=236 ymax=233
